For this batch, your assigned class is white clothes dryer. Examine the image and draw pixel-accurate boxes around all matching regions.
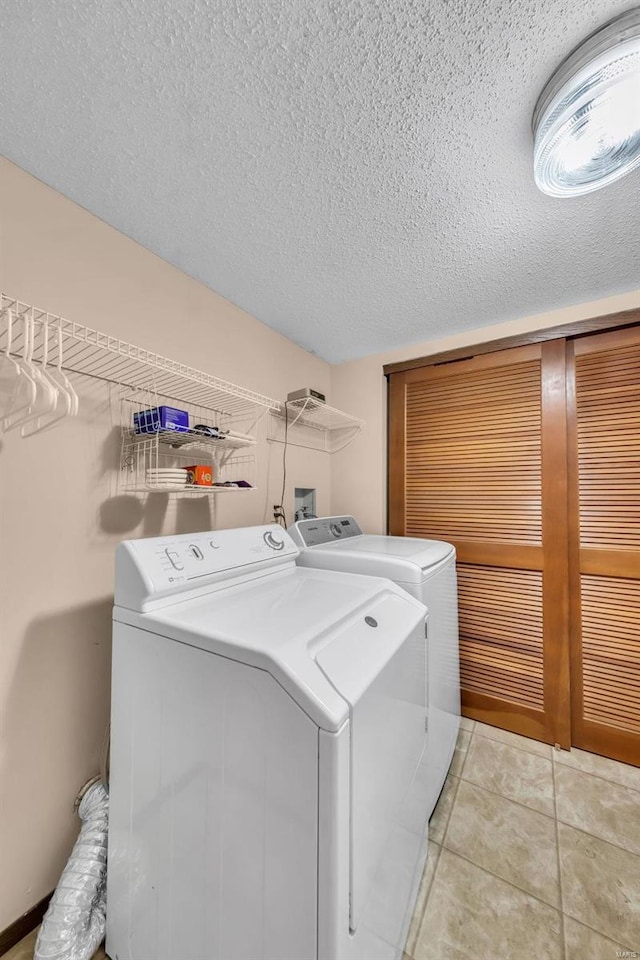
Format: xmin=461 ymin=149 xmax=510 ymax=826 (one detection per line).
xmin=107 ymin=525 xmax=432 ymax=960
xmin=289 ymin=516 xmax=461 ymax=817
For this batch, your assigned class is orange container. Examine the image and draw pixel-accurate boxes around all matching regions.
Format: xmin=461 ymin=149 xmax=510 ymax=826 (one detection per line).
xmin=185 ymin=464 xmax=214 ymax=486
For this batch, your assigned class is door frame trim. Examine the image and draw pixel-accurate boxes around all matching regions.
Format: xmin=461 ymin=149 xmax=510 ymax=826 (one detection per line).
xmin=385 ymin=310 xmax=640 ymax=537
xmin=540 ymin=339 xmax=571 ymax=748
xmin=383 ymin=307 xmax=640 ymax=377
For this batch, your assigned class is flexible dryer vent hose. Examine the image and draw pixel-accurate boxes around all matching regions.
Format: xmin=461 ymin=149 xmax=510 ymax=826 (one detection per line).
xmin=35 ymin=781 xmax=109 ymax=960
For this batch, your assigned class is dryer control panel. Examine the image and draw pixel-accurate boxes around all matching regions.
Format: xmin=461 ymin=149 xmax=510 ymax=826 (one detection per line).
xmin=115 ymin=525 xmax=299 ymax=610
xmin=290 ymin=515 xmax=363 ymax=548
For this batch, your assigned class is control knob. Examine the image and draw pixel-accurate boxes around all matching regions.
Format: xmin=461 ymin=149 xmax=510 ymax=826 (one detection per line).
xmin=263 ymin=531 xmax=285 ymax=551
xmin=165 ymin=548 xmax=184 ymax=570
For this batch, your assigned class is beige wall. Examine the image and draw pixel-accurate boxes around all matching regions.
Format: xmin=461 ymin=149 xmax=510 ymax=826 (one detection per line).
xmin=0 ymin=159 xmax=332 ymax=929
xmin=330 ymin=290 xmax=640 ymax=535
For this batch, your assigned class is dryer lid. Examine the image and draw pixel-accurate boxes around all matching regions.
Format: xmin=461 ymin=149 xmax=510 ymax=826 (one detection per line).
xmin=317 ymin=595 xmax=427 ymax=932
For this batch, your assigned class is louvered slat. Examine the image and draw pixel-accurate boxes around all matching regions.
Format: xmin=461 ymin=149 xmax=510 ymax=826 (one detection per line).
xmin=457 ymin=565 xmax=544 ymax=710
xmin=581 ymin=575 xmax=640 ymax=736
xmin=576 ymin=339 xmax=640 ymax=551
xmin=571 ymin=327 xmax=640 ymax=764
xmin=405 ymin=359 xmax=542 ymax=546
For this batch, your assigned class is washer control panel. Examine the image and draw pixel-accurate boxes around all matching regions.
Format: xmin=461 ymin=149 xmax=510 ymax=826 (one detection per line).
xmin=154 ymin=536 xmax=248 ymax=583
xmin=293 ymin=516 xmax=363 ymax=547
xmin=116 ymin=525 xmax=299 ymax=605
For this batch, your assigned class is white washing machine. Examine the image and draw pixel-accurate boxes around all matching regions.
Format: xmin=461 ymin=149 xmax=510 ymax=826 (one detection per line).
xmin=289 ymin=516 xmax=461 ymax=817
xmin=107 ymin=524 xmax=433 ymax=960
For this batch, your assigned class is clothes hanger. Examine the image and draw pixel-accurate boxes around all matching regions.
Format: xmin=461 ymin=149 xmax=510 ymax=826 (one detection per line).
xmin=21 ymin=314 xmax=74 ymax=435
xmin=2 ymin=308 xmax=57 ymax=431
xmin=0 ymin=307 xmax=38 ymax=425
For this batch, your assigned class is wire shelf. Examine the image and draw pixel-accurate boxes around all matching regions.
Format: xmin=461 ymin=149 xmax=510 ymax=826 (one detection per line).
xmin=119 ymin=397 xmax=258 ymax=496
xmin=120 ymin=436 xmax=256 ymax=495
xmin=1 ymin=294 xmax=280 ymax=419
xmin=124 ymin=426 xmax=256 ymax=452
xmin=279 ymin=397 xmax=364 ymax=433
xmin=268 ymin=397 xmax=364 ymax=453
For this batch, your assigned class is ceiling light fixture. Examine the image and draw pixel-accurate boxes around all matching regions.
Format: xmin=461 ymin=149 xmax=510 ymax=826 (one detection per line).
xmin=532 ymin=6 xmax=640 ymax=197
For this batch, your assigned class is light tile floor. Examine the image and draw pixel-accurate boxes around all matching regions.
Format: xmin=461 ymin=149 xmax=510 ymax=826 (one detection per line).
xmin=405 ymin=719 xmax=640 ymax=960
xmin=6 ymin=721 xmax=639 ymax=960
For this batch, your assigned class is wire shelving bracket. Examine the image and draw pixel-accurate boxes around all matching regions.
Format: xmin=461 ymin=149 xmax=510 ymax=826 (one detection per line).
xmin=268 ymin=397 xmax=364 ymax=454
xmin=0 ymin=294 xmax=280 ymax=420
xmin=1 ymin=293 xmax=280 ymax=495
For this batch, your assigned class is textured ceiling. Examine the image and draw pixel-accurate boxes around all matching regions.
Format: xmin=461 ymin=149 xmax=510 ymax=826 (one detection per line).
xmin=1 ymin=0 xmax=638 ymax=362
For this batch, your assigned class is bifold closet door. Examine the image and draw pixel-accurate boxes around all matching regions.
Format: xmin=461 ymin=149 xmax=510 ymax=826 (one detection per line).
xmin=388 ymin=342 xmax=570 ymax=746
xmin=569 ymin=326 xmax=640 ymax=766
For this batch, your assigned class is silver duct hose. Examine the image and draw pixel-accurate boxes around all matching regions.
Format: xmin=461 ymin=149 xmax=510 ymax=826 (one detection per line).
xmin=35 ymin=781 xmax=109 ymax=960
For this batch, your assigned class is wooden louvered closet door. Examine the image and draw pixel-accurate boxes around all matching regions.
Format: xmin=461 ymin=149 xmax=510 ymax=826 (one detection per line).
xmin=389 ymin=343 xmax=571 ymax=746
xmin=568 ymin=326 xmax=640 ymax=765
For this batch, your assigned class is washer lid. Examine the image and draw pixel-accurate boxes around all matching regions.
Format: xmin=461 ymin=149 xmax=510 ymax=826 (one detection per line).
xmin=298 ymin=534 xmax=454 ymax=583
xmin=114 ymin=564 xmax=426 ymax=732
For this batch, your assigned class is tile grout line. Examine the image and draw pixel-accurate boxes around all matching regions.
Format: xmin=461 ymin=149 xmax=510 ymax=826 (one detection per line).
xmin=422 ymin=841 xmax=442 ymax=905
xmin=460 ymin=746 xmax=556 ymax=822
xmin=555 ymin=816 xmax=640 ymax=859
xmin=552 ymin=749 xmax=640 ymax=795
xmin=551 ymin=747 xmax=567 ymax=960
xmin=460 ymin=774 xmax=560 ymax=820
xmin=437 ymin=774 xmax=461 ymax=849
xmin=439 ymin=834 xmax=563 ymax=913
xmin=464 ymin=731 xmax=640 ymax=857
xmin=406 ymin=726 xmax=470 ymax=960
xmin=441 ymin=728 xmax=548 ymax=903
xmin=473 ymin=726 xmax=553 ymax=759
xmin=412 ymin=726 xmax=638 ymax=959
xmin=457 ymin=727 xmax=473 ymax=779
xmin=410 ymin=735 xmax=470 ymax=956
xmin=409 ymin=842 xmax=445 ymax=959
xmin=462 ymin=732 xmax=638 ymax=858
xmin=445 ymin=727 xmax=639 ymax=956
xmin=439 ymin=733 xmax=566 ymax=942
xmin=554 ymin=751 xmax=640 ymax=857
xmin=459 ymin=770 xmax=556 ymax=820
xmin=408 ymin=841 xmax=443 ymax=958
xmin=473 ymin=720 xmax=640 ymax=792
xmin=446 ymin=730 xmax=564 ymax=914
xmin=560 ymin=909 xmax=633 ymax=955
xmin=404 ymin=727 xmax=473 ymax=960
xmin=554 ymin=817 xmax=639 ymax=857
xmin=438 ymin=726 xmax=471 ymax=846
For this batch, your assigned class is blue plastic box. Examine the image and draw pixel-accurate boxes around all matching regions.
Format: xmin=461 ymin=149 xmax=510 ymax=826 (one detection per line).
xmin=133 ymin=405 xmax=190 ymax=434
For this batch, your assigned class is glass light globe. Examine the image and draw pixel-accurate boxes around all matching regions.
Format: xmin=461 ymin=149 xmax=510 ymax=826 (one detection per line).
xmin=533 ymin=7 xmax=640 ymax=197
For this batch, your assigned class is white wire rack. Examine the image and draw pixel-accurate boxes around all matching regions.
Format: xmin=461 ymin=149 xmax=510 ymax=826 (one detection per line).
xmin=120 ymin=395 xmax=258 ymax=494
xmin=268 ymin=397 xmax=364 ymax=454
xmin=120 ymin=438 xmax=256 ymax=495
xmin=0 ymin=294 xmax=280 ymax=420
